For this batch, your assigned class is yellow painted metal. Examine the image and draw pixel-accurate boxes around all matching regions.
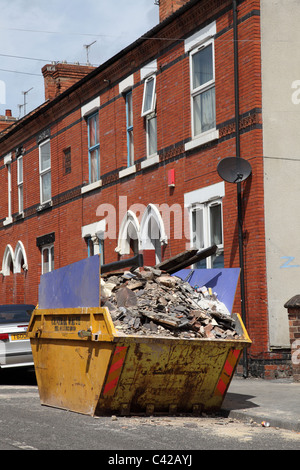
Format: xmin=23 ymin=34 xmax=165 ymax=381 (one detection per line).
xmin=28 ymin=307 xmax=251 ymax=416
xmin=27 ymin=307 xmax=116 ymax=415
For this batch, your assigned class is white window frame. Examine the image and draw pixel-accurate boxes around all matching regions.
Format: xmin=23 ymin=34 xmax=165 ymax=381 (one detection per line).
xmin=1 ymin=244 xmax=14 ymax=276
xmin=81 ymin=220 xmax=105 ymax=264
xmin=189 ymin=37 xmax=216 ymax=140
xmin=15 ymin=241 xmax=28 ymax=273
xmin=141 ymin=72 xmax=158 ymax=159
xmin=39 ymin=139 xmax=51 ymax=205
xmin=7 ymin=163 xmax=12 ymax=220
xmin=115 ymin=210 xmax=140 ymax=256
xmin=141 ymin=74 xmax=156 ymax=117
xmin=125 ymin=90 xmax=134 ymax=167
xmin=17 ymin=155 xmax=23 ymax=213
xmin=3 ymin=153 xmax=12 ymax=226
xmin=185 ymin=182 xmax=224 ymax=269
xmin=86 ymin=236 xmax=104 ymax=265
xmin=41 ymin=244 xmax=54 ymax=274
xmin=146 ymin=112 xmax=157 ymax=158
xmin=190 ymin=198 xmax=224 ymax=269
xmin=87 ymin=112 xmax=100 ymax=184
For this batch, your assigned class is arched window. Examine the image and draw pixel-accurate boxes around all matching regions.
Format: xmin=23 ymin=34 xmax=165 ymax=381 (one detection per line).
xmin=14 ymin=241 xmax=28 ymax=273
xmin=2 ymin=244 xmax=14 ymax=276
xmin=115 ymin=211 xmax=140 ymax=256
xmin=140 ymin=204 xmax=168 ymax=264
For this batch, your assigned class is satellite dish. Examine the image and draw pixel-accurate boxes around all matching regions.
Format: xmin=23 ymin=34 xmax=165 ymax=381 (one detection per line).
xmin=217 ymin=157 xmax=252 ymax=183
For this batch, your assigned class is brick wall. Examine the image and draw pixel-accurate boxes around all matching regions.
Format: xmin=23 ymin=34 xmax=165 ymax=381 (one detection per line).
xmin=284 ymin=296 xmax=300 ymax=381
xmin=0 ymin=0 xmax=287 ymax=377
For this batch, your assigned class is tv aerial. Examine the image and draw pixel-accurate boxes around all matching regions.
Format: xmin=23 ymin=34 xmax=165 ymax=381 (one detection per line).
xmin=217 ymin=157 xmax=252 ymax=183
xmin=84 ymin=40 xmax=96 ymax=65
xmin=21 ymin=87 xmax=33 ymax=116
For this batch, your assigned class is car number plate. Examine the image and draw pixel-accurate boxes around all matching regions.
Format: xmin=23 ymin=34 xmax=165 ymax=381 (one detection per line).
xmin=11 ymin=333 xmax=28 ymax=341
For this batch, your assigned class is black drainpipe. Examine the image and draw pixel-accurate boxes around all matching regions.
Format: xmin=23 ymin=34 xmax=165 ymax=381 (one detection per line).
xmin=233 ymin=0 xmax=248 ymax=377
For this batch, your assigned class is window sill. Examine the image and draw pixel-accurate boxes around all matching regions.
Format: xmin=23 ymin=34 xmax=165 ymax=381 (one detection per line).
xmin=81 ymin=179 xmax=102 ymax=194
xmin=3 ymin=216 xmax=13 ymax=226
xmin=119 ymin=165 xmax=136 ymax=179
xmin=184 ymin=129 xmax=219 ymax=151
xmin=37 ymin=201 xmax=52 ymax=212
xmin=14 ymin=212 xmax=24 ymax=221
xmin=141 ymin=154 xmax=159 ymax=169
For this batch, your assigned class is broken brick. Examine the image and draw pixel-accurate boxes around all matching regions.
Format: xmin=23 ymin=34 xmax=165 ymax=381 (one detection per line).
xmin=101 ymin=267 xmax=242 ymax=340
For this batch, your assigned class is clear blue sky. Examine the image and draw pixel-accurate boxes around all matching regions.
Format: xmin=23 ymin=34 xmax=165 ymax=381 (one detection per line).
xmin=0 ymin=0 xmax=159 ymax=118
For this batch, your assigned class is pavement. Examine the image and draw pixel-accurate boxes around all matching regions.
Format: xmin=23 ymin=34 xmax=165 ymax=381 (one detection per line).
xmin=222 ymin=376 xmax=300 ymax=433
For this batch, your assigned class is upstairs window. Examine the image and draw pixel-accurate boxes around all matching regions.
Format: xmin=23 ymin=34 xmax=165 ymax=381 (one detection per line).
xmin=6 ymin=162 xmax=12 ymax=221
xmin=87 ymin=113 xmax=100 ymax=183
xmin=125 ymin=91 xmax=134 ymax=167
xmin=141 ymin=75 xmax=156 ymax=117
xmin=39 ymin=139 xmax=51 ymax=204
xmin=190 ymin=40 xmax=216 ymax=137
xmin=141 ymin=74 xmax=157 ymax=157
xmin=3 ymin=153 xmax=12 ymax=225
xmin=17 ymin=156 xmax=23 ymax=213
xmin=146 ymin=113 xmax=157 ymax=157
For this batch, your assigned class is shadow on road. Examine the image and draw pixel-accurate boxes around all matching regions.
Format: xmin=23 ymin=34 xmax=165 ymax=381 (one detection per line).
xmin=222 ymin=391 xmax=259 ymax=412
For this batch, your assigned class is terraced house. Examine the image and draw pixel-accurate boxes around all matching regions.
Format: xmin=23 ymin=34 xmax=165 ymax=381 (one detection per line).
xmin=0 ymin=0 xmax=298 ymax=378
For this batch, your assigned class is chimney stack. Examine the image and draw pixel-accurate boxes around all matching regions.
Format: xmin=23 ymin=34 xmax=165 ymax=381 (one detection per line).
xmin=0 ymin=110 xmax=17 ymax=134
xmin=42 ymin=63 xmax=96 ymax=101
xmin=159 ymin=0 xmax=188 ymax=22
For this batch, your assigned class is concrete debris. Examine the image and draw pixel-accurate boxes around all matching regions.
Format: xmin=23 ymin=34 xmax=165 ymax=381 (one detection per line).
xmin=101 ymin=266 xmax=241 ymax=340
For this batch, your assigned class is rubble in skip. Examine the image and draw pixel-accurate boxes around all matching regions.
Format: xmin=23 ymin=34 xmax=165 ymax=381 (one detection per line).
xmin=101 ymin=266 xmax=242 ymax=340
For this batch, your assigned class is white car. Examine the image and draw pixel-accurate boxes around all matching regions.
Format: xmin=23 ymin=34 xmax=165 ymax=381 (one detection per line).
xmin=0 ymin=305 xmax=36 ymax=369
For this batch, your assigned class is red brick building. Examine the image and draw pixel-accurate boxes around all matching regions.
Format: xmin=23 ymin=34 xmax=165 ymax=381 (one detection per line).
xmin=0 ymin=0 xmax=296 ymax=378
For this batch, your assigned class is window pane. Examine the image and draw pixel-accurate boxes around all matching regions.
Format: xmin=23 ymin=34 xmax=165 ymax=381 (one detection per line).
xmin=89 ymin=114 xmax=99 ymax=147
xmin=127 ymin=92 xmax=133 ymax=127
xmin=210 ymin=204 xmax=222 ymax=246
xmin=192 ymin=208 xmax=206 ymax=269
xmin=126 ymin=92 xmax=134 ymax=166
xmin=90 ymin=149 xmax=99 ymax=183
xmin=89 ymin=118 xmax=95 ymax=146
xmin=40 ymin=141 xmax=51 ymax=171
xmin=192 ymin=208 xmax=204 ymax=249
xmin=99 ymin=239 xmax=104 ymax=265
xmin=41 ymin=172 xmax=51 ymax=202
xmin=87 ymin=238 xmax=94 ymax=257
xmin=212 ymin=252 xmax=224 ymax=269
xmin=17 ymin=157 xmax=23 ymax=183
xmin=147 ymin=115 xmax=157 ymax=156
xmin=18 ymin=185 xmax=23 ymax=213
xmin=192 ymin=44 xmax=213 ymax=89
xmin=143 ymin=77 xmax=155 ymax=114
xmin=128 ymin=130 xmax=134 ymax=166
xmin=193 ymin=86 xmax=215 ymax=135
xmin=43 ymin=249 xmax=49 ymax=273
